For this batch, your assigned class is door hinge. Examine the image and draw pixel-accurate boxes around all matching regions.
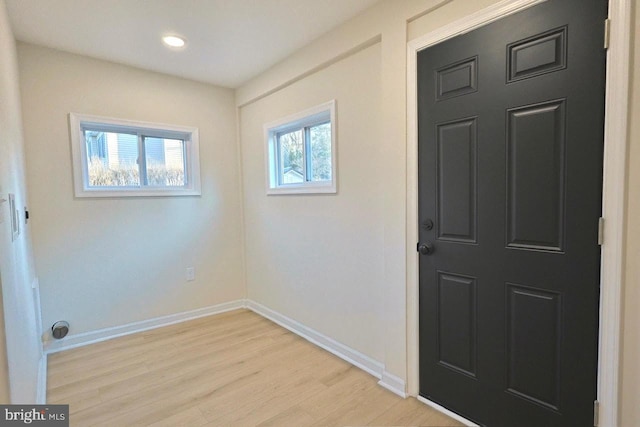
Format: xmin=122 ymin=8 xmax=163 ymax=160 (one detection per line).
xmin=598 ymin=217 xmax=605 ymax=245
xmin=594 ymin=400 xmax=600 ymax=426
xmin=604 ymin=18 xmax=611 ymax=49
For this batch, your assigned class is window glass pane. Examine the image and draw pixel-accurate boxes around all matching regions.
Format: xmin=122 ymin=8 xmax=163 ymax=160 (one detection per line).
xmin=278 ymin=130 xmax=304 ymax=184
xmin=309 ymin=122 xmax=332 ymax=182
xmin=84 ymin=130 xmax=140 ymax=187
xmin=144 ymin=137 xmax=186 ymax=186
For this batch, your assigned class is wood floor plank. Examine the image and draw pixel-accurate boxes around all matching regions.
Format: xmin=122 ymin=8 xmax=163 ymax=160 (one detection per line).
xmin=95 ymin=332 xmax=304 ymax=405
xmin=369 ymin=397 xmax=464 ymax=426
xmin=147 ymin=407 xmax=209 ymax=427
xmin=206 ymin=375 xmax=328 ymax=427
xmin=196 ymin=342 xmax=332 ymax=422
xmin=71 ymin=341 xmax=305 ymax=424
xmin=71 ymin=337 xmax=323 ymax=425
xmin=48 ymin=389 xmax=102 ymax=415
xmin=256 ymin=405 xmax=316 ymax=427
xmin=89 ymin=347 xmax=328 ymax=427
xmin=49 ymin=361 xmax=150 ymax=402
xmin=308 ymin=381 xmax=401 ymax=427
xmin=47 ymin=309 xmax=462 ymax=427
xmin=298 ymin=367 xmax=376 ymax=418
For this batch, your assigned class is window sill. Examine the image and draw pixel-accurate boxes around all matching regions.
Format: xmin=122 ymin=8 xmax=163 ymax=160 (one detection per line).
xmin=74 ymin=188 xmax=201 ymax=198
xmin=266 ymin=183 xmax=336 ymax=195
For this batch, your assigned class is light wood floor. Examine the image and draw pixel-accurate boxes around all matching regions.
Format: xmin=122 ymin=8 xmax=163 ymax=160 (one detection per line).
xmin=47 ymin=309 xmax=463 ymax=427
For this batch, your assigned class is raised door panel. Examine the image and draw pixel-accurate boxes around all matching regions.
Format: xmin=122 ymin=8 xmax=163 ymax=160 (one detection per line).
xmin=437 ymin=272 xmax=478 ymax=377
xmin=437 ymin=118 xmax=478 ymax=243
xmin=507 ymin=100 xmax=566 ymax=252
xmin=506 ymin=284 xmax=562 ymax=411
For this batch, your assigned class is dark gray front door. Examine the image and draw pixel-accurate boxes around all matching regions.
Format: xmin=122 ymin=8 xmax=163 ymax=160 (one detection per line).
xmin=417 ymin=1 xmax=607 ymax=425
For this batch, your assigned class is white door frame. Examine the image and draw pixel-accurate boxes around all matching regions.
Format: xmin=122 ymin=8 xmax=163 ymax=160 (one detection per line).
xmin=405 ymin=1 xmax=631 ymax=426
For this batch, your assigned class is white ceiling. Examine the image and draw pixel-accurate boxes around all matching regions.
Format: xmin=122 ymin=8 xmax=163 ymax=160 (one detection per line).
xmin=5 ymin=0 xmax=381 ymax=88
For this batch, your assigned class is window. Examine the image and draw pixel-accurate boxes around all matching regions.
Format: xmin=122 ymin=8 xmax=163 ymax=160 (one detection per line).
xmin=69 ymin=113 xmax=200 ymax=197
xmin=265 ymin=100 xmax=336 ymax=194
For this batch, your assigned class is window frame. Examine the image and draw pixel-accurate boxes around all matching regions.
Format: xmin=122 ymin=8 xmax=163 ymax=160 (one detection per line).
xmin=69 ymin=113 xmax=201 ymax=198
xmin=264 ymin=100 xmax=337 ymax=195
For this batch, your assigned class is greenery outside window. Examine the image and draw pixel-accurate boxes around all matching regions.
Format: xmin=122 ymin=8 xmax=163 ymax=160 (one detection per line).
xmin=69 ymin=113 xmax=201 ymax=197
xmin=265 ymin=100 xmax=337 ymax=194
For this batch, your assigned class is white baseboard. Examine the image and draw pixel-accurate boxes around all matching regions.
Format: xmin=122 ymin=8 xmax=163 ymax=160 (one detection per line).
xmin=44 ymin=299 xmax=246 ymax=354
xmin=41 ymin=298 xmax=409 ymax=404
xmin=245 ymin=300 xmax=386 ymax=380
xmin=36 ymin=354 xmax=47 ymax=404
xmin=378 ymin=370 xmax=407 ymax=398
xmin=417 ymin=396 xmax=479 ymax=427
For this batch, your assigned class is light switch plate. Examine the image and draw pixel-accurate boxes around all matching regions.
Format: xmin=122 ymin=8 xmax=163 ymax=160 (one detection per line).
xmin=0 ymin=184 xmax=5 ymax=224
xmin=9 ymin=193 xmax=20 ymax=240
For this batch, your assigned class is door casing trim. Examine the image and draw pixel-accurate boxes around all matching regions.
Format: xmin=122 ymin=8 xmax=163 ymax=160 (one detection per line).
xmin=405 ymin=1 xmax=631 ymax=426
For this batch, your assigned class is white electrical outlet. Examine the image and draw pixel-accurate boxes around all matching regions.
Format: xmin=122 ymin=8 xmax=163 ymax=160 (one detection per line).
xmin=186 ymin=267 xmax=195 ymax=282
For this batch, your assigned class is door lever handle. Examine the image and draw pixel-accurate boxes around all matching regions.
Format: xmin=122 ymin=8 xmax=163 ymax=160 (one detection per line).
xmin=417 ymin=242 xmax=434 ymax=255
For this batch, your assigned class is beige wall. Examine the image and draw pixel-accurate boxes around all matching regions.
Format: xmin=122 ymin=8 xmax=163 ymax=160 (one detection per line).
xmin=241 ymin=42 xmax=385 ymax=361
xmin=620 ymin=1 xmax=639 ymax=425
xmin=17 ymin=43 xmax=244 ymax=336
xmin=0 ymin=0 xmax=41 ymax=403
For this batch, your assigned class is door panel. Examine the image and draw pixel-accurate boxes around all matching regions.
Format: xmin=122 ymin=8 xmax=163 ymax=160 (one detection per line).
xmin=506 ymin=284 xmax=562 ymax=411
xmin=418 ymin=1 xmax=607 ymax=426
xmin=507 ymin=27 xmax=567 ymax=82
xmin=437 ymin=271 xmax=478 ymax=378
xmin=437 ymin=118 xmax=478 ymax=242
xmin=506 ymin=99 xmax=565 ymax=251
xmin=436 ymin=57 xmax=479 ymax=100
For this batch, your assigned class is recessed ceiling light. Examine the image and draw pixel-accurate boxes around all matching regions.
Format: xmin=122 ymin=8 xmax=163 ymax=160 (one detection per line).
xmin=162 ymin=35 xmax=186 ymax=48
